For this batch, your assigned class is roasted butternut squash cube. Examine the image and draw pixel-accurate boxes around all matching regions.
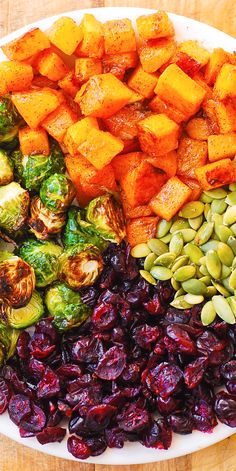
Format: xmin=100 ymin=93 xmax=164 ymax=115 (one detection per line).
xmin=104 ymin=104 xmax=150 ymax=142
xmin=213 ymin=99 xmax=236 ymax=134
xmin=78 ymin=128 xmax=124 ymax=169
xmin=121 ymin=190 xmax=154 ymax=219
xmin=127 ymin=65 xmax=158 ymax=99
xmin=155 ymin=64 xmax=206 ymax=118
xmin=111 ymin=152 xmax=145 ymax=181
xmin=75 ymin=58 xmax=102 ymax=83
xmin=177 ymin=137 xmax=208 ymax=179
xmin=12 ymin=88 xmax=61 ymax=129
xmin=126 ymin=217 xmax=159 ymax=246
xmin=103 ymin=18 xmax=136 ymax=55
xmin=185 ymin=117 xmax=212 ymax=140
xmin=75 ymin=14 xmax=104 ymax=59
xmin=42 ymin=104 xmax=78 ymax=142
xmin=205 ymin=48 xmax=229 ymax=85
xmin=195 ymin=159 xmax=236 ymax=190
xmin=19 ymin=127 xmax=50 ymax=156
xmin=179 ymin=176 xmax=202 ymax=202
xmin=214 ymin=63 xmax=236 ymax=100
xmin=178 ymin=40 xmax=210 ymax=67
xmin=139 ymin=38 xmax=176 ymax=73
xmin=46 ymin=17 xmax=83 ymax=55
xmin=136 ymin=11 xmax=174 ymax=40
xmin=147 ymin=150 xmax=177 ymax=178
xmin=34 ymin=48 xmax=68 ymax=81
xmin=1 ymin=28 xmax=50 ymax=61
xmin=208 ymin=133 xmax=236 ymax=162
xmin=149 ymin=176 xmax=192 ymax=220
xmin=149 ymin=95 xmax=186 ymax=123
xmin=64 ymin=117 xmax=99 ymax=155
xmin=0 ymin=61 xmax=33 ymax=92
xmin=138 ymin=113 xmax=179 ymax=156
xmin=102 ymin=51 xmax=138 ymax=80
xmin=58 ymin=72 xmax=79 ymax=98
xmin=75 ymin=73 xmax=132 ymax=118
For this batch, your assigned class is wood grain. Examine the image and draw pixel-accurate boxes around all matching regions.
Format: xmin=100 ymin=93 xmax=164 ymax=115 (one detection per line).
xmin=0 ymin=0 xmax=236 ymax=470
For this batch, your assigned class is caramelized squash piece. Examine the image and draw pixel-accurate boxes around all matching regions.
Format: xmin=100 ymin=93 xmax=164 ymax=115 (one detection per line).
xmin=126 ymin=217 xmax=159 ymax=247
xmin=195 ymin=159 xmax=236 ymax=190
xmin=149 ymin=176 xmax=192 ymax=221
xmin=138 ymin=113 xmax=179 ymax=156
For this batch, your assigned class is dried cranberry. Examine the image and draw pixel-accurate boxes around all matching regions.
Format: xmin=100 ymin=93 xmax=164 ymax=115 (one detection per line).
xmin=67 ymin=435 xmax=91 ymax=460
xmin=16 ymin=331 xmax=30 ymax=359
xmin=69 ymin=414 xmax=90 ymax=435
xmin=192 ymin=399 xmax=217 ymax=432
xmin=58 ymin=400 xmax=72 ymax=418
xmin=165 ymin=308 xmax=191 ymax=324
xmin=80 ymin=287 xmax=98 ymax=308
xmin=111 ymin=326 xmax=127 ymax=345
xmin=145 ymin=362 xmax=183 ymax=398
xmin=37 ymin=426 xmax=66 ymax=444
xmin=28 ymin=358 xmax=45 ymax=379
xmin=56 ymin=364 xmax=82 ymax=380
xmin=29 ymin=333 xmax=55 ymax=359
xmin=168 ymin=412 xmax=193 ymax=434
xmin=196 ymin=331 xmax=226 ymax=356
xmin=184 ymin=357 xmax=208 ymax=389
xmin=35 ymin=318 xmax=58 ymax=343
xmin=157 ymin=396 xmax=181 ymax=416
xmin=95 ymin=346 xmax=126 ymax=380
xmin=84 ymin=404 xmax=116 ymax=432
xmin=0 ymin=378 xmax=11 ymax=414
xmin=92 ymin=303 xmax=117 ymax=331
xmin=66 ymin=384 xmax=102 ymax=409
xmin=143 ymin=294 xmax=165 ymax=315
xmin=72 ymin=337 xmax=104 ymax=363
xmin=140 ymin=418 xmax=172 ymax=449
xmin=226 ymin=381 xmax=236 ymax=394
xmin=105 ymin=426 xmax=125 ymax=448
xmin=221 ymin=360 xmax=236 ymax=381
xmin=46 ymin=401 xmax=62 ymax=427
xmin=214 ymin=391 xmax=236 ymax=427
xmin=19 ymin=427 xmax=35 ymax=438
xmin=84 ymin=436 xmax=107 ymax=456
xmin=103 ymin=391 xmax=125 ymax=408
xmin=37 ymin=367 xmax=60 ymax=399
xmin=166 ymin=325 xmax=196 ymax=354
xmin=20 ymin=403 xmax=46 ymax=433
xmin=2 ymin=365 xmax=32 ymax=396
xmin=126 ymin=278 xmax=150 ymax=305
xmin=117 ymin=402 xmax=150 ymax=432
xmin=8 ymin=394 xmax=31 ymax=425
xmin=132 ymin=324 xmax=160 ymax=350
xmin=121 ymin=361 xmax=142 ymax=383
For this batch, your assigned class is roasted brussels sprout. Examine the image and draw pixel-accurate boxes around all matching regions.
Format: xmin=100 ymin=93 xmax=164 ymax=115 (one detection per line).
xmin=0 ymin=252 xmax=35 ymax=307
xmin=8 ymin=291 xmax=44 ymax=329
xmin=0 ymin=95 xmax=22 ymax=151
xmin=86 ymin=194 xmax=126 ymax=244
xmin=0 ymin=182 xmax=30 ymax=233
xmin=18 ymin=239 xmax=62 ymax=287
xmin=40 ymin=173 xmax=76 ymax=213
xmin=0 ymin=316 xmax=20 ymax=366
xmin=58 ymin=243 xmax=104 ymax=289
xmin=11 ymin=139 xmax=65 ymax=192
xmin=29 ymin=196 xmax=66 ymax=240
xmin=0 ymin=150 xmax=13 ymax=185
xmin=45 ymin=282 xmax=91 ymax=331
xmin=63 ymin=207 xmax=109 ymax=251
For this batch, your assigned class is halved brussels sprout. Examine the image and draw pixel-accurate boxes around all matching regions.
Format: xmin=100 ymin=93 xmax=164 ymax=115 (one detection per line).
xmin=86 ymin=194 xmax=126 ymax=244
xmin=8 ymin=290 xmax=44 ymax=329
xmin=0 ymin=318 xmax=20 ymax=366
xmin=58 ymin=243 xmax=104 ymax=289
xmin=0 ymin=253 xmax=35 ymax=307
xmin=40 ymin=173 xmax=76 ymax=213
xmin=0 ymin=95 xmax=22 ymax=151
xmin=45 ymin=282 xmax=91 ymax=332
xmin=18 ymin=239 xmax=62 ymax=287
xmin=0 ymin=182 xmax=30 ymax=233
xmin=29 ymin=196 xmax=66 ymax=240
xmin=0 ymin=150 xmax=13 ymax=185
xmin=62 ymin=207 xmax=109 ymax=251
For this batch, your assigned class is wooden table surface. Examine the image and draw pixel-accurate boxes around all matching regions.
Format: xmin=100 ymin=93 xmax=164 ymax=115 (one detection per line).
xmin=1 ymin=0 xmax=236 ymax=469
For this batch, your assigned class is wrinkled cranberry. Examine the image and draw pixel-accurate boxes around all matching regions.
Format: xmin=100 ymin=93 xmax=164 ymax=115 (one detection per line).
xmin=121 ymin=361 xmax=142 ymax=383
xmin=165 ymin=308 xmax=191 ymax=324
xmin=69 ymin=414 xmax=91 ymax=435
xmin=214 ymin=391 xmax=236 ymax=427
xmin=132 ymin=324 xmax=160 ymax=350
xmin=157 ymin=396 xmax=181 ymax=416
xmin=126 ymin=278 xmax=150 ymax=305
xmin=28 ymin=358 xmax=45 ymax=379
xmin=37 ymin=367 xmax=60 ymax=399
xmin=143 ymin=294 xmax=165 ymax=315
xmin=56 ymin=364 xmax=82 ymax=380
xmin=2 ymin=366 xmax=32 ymax=396
xmin=20 ymin=403 xmax=46 ymax=433
xmin=196 ymin=331 xmax=226 ymax=356
xmin=80 ymin=287 xmax=98 ymax=308
xmin=145 ymin=362 xmax=183 ymax=398
xmin=37 ymin=426 xmax=66 ymax=444
xmin=204 ymin=365 xmax=222 ymax=386
xmin=192 ymin=399 xmax=217 ymax=432
xmin=84 ymin=404 xmax=116 ymax=432
xmin=117 ymin=402 xmax=150 ymax=432
xmin=29 ymin=333 xmax=55 ymax=359
xmin=208 ymin=340 xmax=234 ymax=366
xmin=166 ymin=325 xmax=196 ymax=354
xmin=103 ymin=391 xmax=125 ymax=408
xmin=35 ymin=318 xmax=58 ymax=342
xmin=67 ymin=435 xmax=91 ymax=460
xmin=98 ymin=267 xmax=117 ymax=290
xmin=19 ymin=427 xmax=35 ymax=438
xmin=105 ymin=426 xmax=125 ymax=448
xmin=95 ymin=346 xmax=126 ymax=380
xmin=8 ymin=394 xmax=31 ymax=425
xmin=92 ymin=303 xmax=118 ymax=331
xmin=46 ymin=401 xmax=62 ymax=427
xmin=111 ymin=326 xmax=127 ymax=345
xmin=84 ymin=436 xmax=107 ymax=456
xmin=221 ymin=360 xmax=236 ymax=381
xmin=16 ymin=331 xmax=30 ymax=359
xmin=72 ymin=337 xmax=104 ymax=363
xmin=226 ymin=381 xmax=236 ymax=394
xmin=140 ymin=418 xmax=172 ymax=449
xmin=58 ymin=400 xmax=72 ymax=418
xmin=168 ymin=412 xmax=193 ymax=434
xmin=0 ymin=378 xmax=11 ymax=414
xmin=157 ymin=281 xmax=174 ymax=303
xmin=184 ymin=357 xmax=208 ymax=389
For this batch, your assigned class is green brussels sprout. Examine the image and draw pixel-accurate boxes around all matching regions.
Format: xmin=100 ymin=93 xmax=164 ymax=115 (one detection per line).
xmin=0 ymin=299 xmax=20 ymax=365
xmin=40 ymin=173 xmax=76 ymax=213
xmin=0 ymin=182 xmax=30 ymax=233
xmin=18 ymin=239 xmax=62 ymax=287
xmin=0 ymin=252 xmax=35 ymax=307
xmin=29 ymin=196 xmax=66 ymax=240
xmin=8 ymin=291 xmax=44 ymax=329
xmin=45 ymin=282 xmax=91 ymax=331
xmin=11 ymin=139 xmax=65 ymax=192
xmin=0 ymin=95 xmax=22 ymax=151
xmin=58 ymin=243 xmax=104 ymax=289
xmin=62 ymin=207 xmax=109 ymax=251
xmin=0 ymin=149 xmax=13 ymax=185
xmin=86 ymin=194 xmax=126 ymax=244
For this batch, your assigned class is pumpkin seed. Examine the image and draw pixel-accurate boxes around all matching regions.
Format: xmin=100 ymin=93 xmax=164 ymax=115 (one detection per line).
xmin=182 ymin=279 xmax=207 ymax=295
xmin=229 ymin=183 xmax=236 ymax=191
xmin=212 ymin=295 xmax=235 ymax=324
xmin=225 ymin=191 xmax=236 ymax=206
xmin=170 ymin=219 xmax=189 ymax=233
xmin=160 ymin=234 xmax=172 ymax=244
xmin=184 ymin=243 xmax=203 ymax=265
xmin=144 ymin=253 xmax=157 ymax=271
xmin=174 ymin=288 xmax=185 ymax=298
xmin=172 ymin=228 xmax=196 ymax=242
xmin=188 ymin=215 xmax=203 ymax=230
xmin=227 ymin=236 xmax=236 ymax=256
xmin=150 ymin=266 xmax=172 ymax=281
xmin=170 ymin=296 xmax=192 ymax=309
xmin=211 ymin=199 xmax=227 ymax=214
xmin=139 ymin=270 xmax=156 ymax=285
xmin=199 ymin=256 xmax=207 ymax=265
xmin=218 ymin=242 xmax=234 ymax=266
xmin=199 ymin=264 xmax=210 ymax=276
xmin=171 ymin=255 xmax=189 ymax=272
xmin=206 ymin=209 xmax=213 ymax=222
xmin=200 ymin=193 xmax=213 ymax=203
xmin=227 ymin=297 xmax=236 ymax=317
xmin=200 ymin=240 xmax=219 ymax=252
xmin=147 ymin=238 xmax=168 ymax=255
xmin=211 ymin=231 xmax=220 ymax=241
xmin=204 ymin=188 xmax=228 ymax=199
xmin=195 ymin=266 xmax=202 ymax=278
xmin=201 ymin=301 xmax=216 ymax=325
xmin=184 ymin=294 xmax=204 ymax=305
xmin=154 ymin=252 xmax=176 ymax=268
xmin=199 ymin=276 xmax=211 ymax=286
xmin=206 ymin=250 xmax=222 ymax=279
xmin=229 ymin=269 xmax=236 ymax=290
xmin=204 ymin=203 xmax=211 ymax=220
xmin=174 ymin=265 xmax=196 ymax=282
xmin=221 ymin=265 xmax=231 ymax=279
xmin=230 ymin=223 xmax=236 ymax=236
xmin=156 ymin=219 xmax=172 ymax=238
xmin=212 ymin=280 xmax=230 ymax=297
xmin=211 ymin=213 xmax=223 ymax=225
xmin=179 ymin=201 xmax=204 ymax=219
xmin=169 ymin=233 xmax=184 ymax=256
xmin=214 ymin=224 xmax=233 ymax=243
xmin=171 ymin=277 xmax=180 ymax=291
xmin=195 ymin=222 xmax=214 ymax=245
xmin=223 ymin=206 xmax=236 ymax=225
xmin=206 ymin=286 xmax=217 ymax=297
xmin=232 ymin=256 xmax=236 ymax=269
xmin=131 ymin=243 xmax=151 ymax=258
xmin=222 ymin=277 xmax=234 ymax=294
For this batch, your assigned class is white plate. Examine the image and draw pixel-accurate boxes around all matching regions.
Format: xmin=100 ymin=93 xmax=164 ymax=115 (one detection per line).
xmin=0 ymin=7 xmax=236 ymax=465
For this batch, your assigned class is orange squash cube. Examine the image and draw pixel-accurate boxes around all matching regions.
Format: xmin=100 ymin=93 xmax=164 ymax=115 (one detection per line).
xmin=102 ymin=51 xmax=138 ymax=80
xmin=185 ymin=117 xmax=212 ymax=140
xmin=103 ymin=18 xmax=136 ymax=55
xmin=195 ymin=159 xmax=236 ymax=190
xmin=75 ymin=58 xmax=102 ymax=83
xmin=149 ymin=176 xmax=192 ymax=221
xmin=46 ymin=17 xmax=83 ymax=55
xmin=58 ymin=72 xmax=79 ymax=98
xmin=12 ymin=88 xmax=61 ymax=129
xmin=208 ymin=133 xmax=236 ymax=162
xmin=111 ymin=152 xmax=145 ymax=182
xmin=213 ymin=99 xmax=236 ymax=134
xmin=42 ymin=104 xmax=78 ymax=142
xmin=19 ymin=127 xmax=50 ymax=156
xmin=127 ymin=65 xmax=158 ymax=99
xmin=147 ymin=150 xmax=177 ymax=178
xmin=136 ymin=11 xmax=174 ymax=41
xmin=148 ymin=95 xmax=186 ymax=123
xmin=0 ymin=61 xmax=33 ymax=92
xmin=120 ymin=190 xmax=154 ymax=219
xmin=139 ymin=38 xmax=176 ymax=73
xmin=214 ymin=63 xmax=236 ymax=100
xmin=126 ymin=217 xmax=159 ymax=247
xmin=64 ymin=117 xmax=99 ymax=155
xmin=177 ymin=137 xmax=208 ymax=179
xmin=77 ymin=128 xmax=124 ymax=169
xmin=205 ymin=48 xmax=229 ymax=85
xmin=75 ymin=14 xmax=104 ymax=59
xmin=75 ymin=73 xmax=132 ymax=118
xmin=34 ymin=48 xmax=68 ymax=81
xmin=179 ymin=176 xmax=202 ymax=202
xmin=104 ymin=104 xmax=150 ymax=142
xmin=138 ymin=113 xmax=179 ymax=156
xmin=178 ymin=40 xmax=210 ymax=68
xmin=1 ymin=28 xmax=50 ymax=61
xmin=155 ymin=64 xmax=206 ymax=118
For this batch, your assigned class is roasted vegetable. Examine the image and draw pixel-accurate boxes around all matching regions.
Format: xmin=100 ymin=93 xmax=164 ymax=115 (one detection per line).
xmin=86 ymin=194 xmax=126 ymax=244
xmin=40 ymin=173 xmax=75 ymax=213
xmin=0 ymin=182 xmax=30 ymax=233
xmin=11 ymin=139 xmax=65 ymax=192
xmin=0 ymin=316 xmax=20 ymax=366
xmin=0 ymin=149 xmax=13 ymax=185
xmin=63 ymin=207 xmax=108 ymax=251
xmin=45 ymin=282 xmax=91 ymax=331
xmin=29 ymin=196 xmax=66 ymax=240
xmin=58 ymin=243 xmax=104 ymax=289
xmin=8 ymin=290 xmax=44 ymax=329
xmin=0 ymin=95 xmax=22 ymax=150
xmin=18 ymin=239 xmax=62 ymax=287
xmin=0 ymin=252 xmax=35 ymax=308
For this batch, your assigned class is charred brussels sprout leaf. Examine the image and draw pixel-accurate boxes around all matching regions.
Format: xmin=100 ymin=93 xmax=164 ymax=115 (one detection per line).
xmin=8 ymin=291 xmax=44 ymax=329
xmin=29 ymin=196 xmax=66 ymax=240
xmin=0 ymin=182 xmax=30 ymax=233
xmin=45 ymin=282 xmax=91 ymax=331
xmin=18 ymin=239 xmax=62 ymax=288
xmin=86 ymin=194 xmax=126 ymax=244
xmin=0 ymin=95 xmax=22 ymax=150
xmin=58 ymin=243 xmax=104 ymax=289
xmin=0 ymin=323 xmax=20 ymax=366
xmin=0 ymin=253 xmax=35 ymax=308
xmin=40 ymin=173 xmax=75 ymax=213
xmin=0 ymin=150 xmax=13 ymax=185
xmin=62 ymin=207 xmax=109 ymax=251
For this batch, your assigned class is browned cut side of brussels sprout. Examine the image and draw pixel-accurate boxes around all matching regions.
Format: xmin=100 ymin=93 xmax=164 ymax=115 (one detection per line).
xmin=86 ymin=194 xmax=126 ymax=244
xmin=0 ymin=255 xmax=35 ymax=308
xmin=0 ymin=298 xmax=12 ymax=325
xmin=0 ymin=182 xmax=30 ymax=233
xmin=28 ymin=196 xmax=66 ymax=240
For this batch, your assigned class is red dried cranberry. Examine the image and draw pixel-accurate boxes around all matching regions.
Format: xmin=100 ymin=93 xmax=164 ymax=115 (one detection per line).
xmin=0 ymin=378 xmax=11 ymax=414
xmin=20 ymin=403 xmax=46 ymax=433
xmin=121 ymin=361 xmax=142 ymax=383
xmin=36 ymin=426 xmax=66 ymax=444
xmin=71 ymin=337 xmax=104 ymax=363
xmin=37 ymin=367 xmax=60 ymax=399
xmin=57 ymin=400 xmax=72 ymax=418
xmin=140 ymin=418 xmax=172 ymax=449
xmin=184 ymin=357 xmax=208 ymax=389
xmin=69 ymin=415 xmax=89 ymax=435
xmin=103 ymin=391 xmax=125 ymax=408
xmin=84 ymin=404 xmax=116 ymax=432
xmin=111 ymin=326 xmax=127 ymax=345
xmin=56 ymin=364 xmax=82 ymax=380
xmin=84 ymin=436 xmax=107 ymax=456
xmin=208 ymin=340 xmax=234 ymax=366
xmin=166 ymin=325 xmax=196 ymax=354
xmin=47 ymin=401 xmax=62 ymax=427
xmin=8 ymin=394 xmax=31 ymax=425
xmin=226 ymin=381 xmax=236 ymax=394
xmin=196 ymin=331 xmax=226 ymax=356
xmin=214 ymin=391 xmax=236 ymax=427
xmin=145 ymin=362 xmax=183 ymax=398
xmin=28 ymin=358 xmax=45 ymax=379
xmin=143 ymin=294 xmax=165 ymax=315
xmin=67 ymin=435 xmax=91 ymax=459
xmin=95 ymin=346 xmax=126 ymax=380
xmin=29 ymin=333 xmax=55 ymax=359
xmin=157 ymin=396 xmax=181 ymax=416
xmin=2 ymin=366 xmax=32 ymax=396
xmin=122 ymin=386 xmax=142 ymax=398
xmin=132 ymin=324 xmax=160 ymax=350
xmin=92 ymin=302 xmax=118 ymax=331
xmin=105 ymin=426 xmax=125 ymax=448
xmin=168 ymin=412 xmax=193 ymax=434
xmin=165 ymin=308 xmax=191 ymax=324
xmin=19 ymin=427 xmax=35 ymax=438
xmin=117 ymin=402 xmax=150 ymax=432
xmin=66 ymin=384 xmax=102 ymax=409
xmin=126 ymin=278 xmax=150 ymax=305
xmin=154 ymin=339 xmax=166 ymax=356
xmin=16 ymin=331 xmax=30 ymax=359
xmin=80 ymin=287 xmax=98 ymax=307
xmin=221 ymin=360 xmax=236 ymax=381
xmin=35 ymin=318 xmax=58 ymax=342
xmin=192 ymin=399 xmax=217 ymax=432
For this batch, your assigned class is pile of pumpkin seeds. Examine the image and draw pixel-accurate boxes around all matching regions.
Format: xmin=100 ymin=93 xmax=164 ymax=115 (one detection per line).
xmin=131 ymin=184 xmax=236 ymax=326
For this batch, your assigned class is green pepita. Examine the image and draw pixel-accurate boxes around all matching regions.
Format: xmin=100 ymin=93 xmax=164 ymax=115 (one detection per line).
xmin=206 ymin=286 xmax=217 ymax=297
xmin=174 ymin=288 xmax=185 ymax=298
xmin=147 ymin=238 xmax=168 ymax=255
xmin=203 ymin=203 xmax=211 ymax=220
xmin=201 ymin=301 xmax=216 ymax=325
xmin=211 ymin=213 xmax=223 ymax=225
xmin=225 ymin=191 xmax=236 ymax=206
xmin=199 ymin=276 xmax=211 ymax=286
xmin=171 ymin=277 xmax=180 ymax=291
xmin=169 ymin=232 xmax=184 ymax=256
xmin=199 ymin=256 xmax=207 ymax=265
xmin=172 ymin=228 xmax=196 ymax=243
xmin=171 ymin=255 xmax=189 ymax=272
xmin=131 ymin=243 xmax=151 ymax=258
xmin=229 ymin=269 xmax=236 ymax=290
xmin=227 ymin=236 xmax=236 ymax=256
xmin=170 ymin=219 xmax=189 ymax=233
xmin=214 ymin=224 xmax=233 ymax=243
xmin=204 ymin=188 xmax=228 ymax=199
xmin=212 ymin=280 xmax=230 ymax=297
xmin=182 ymin=279 xmax=207 ymax=295
xmin=174 ymin=265 xmax=196 ymax=282
xmin=229 ymin=183 xmax=236 ymax=191
xmin=184 ymin=243 xmax=204 ymax=265
xmin=179 ymin=201 xmax=204 ymax=219
xmin=221 ymin=265 xmax=231 ymax=279
xmin=200 ymin=240 xmax=219 ymax=252
xmin=222 ymin=277 xmax=234 ymax=294
xmin=218 ymin=242 xmax=234 ymax=266
xmin=227 ymin=297 xmax=236 ymax=317
xmin=188 ymin=214 xmax=203 ymax=230
xmin=223 ymin=206 xmax=236 ymax=225
xmin=170 ymin=296 xmax=192 ymax=309
xmin=212 ymin=295 xmax=236 ymax=324
xmin=160 ymin=234 xmax=172 ymax=244
xmin=139 ymin=270 xmax=156 ymax=285
xmin=195 ymin=222 xmax=214 ymax=245
xmin=232 ymin=256 xmax=236 ymax=269
xmin=206 ymin=250 xmax=222 ymax=279
xmin=156 ymin=219 xmax=172 ymax=238
xmin=144 ymin=253 xmax=157 ymax=271
xmin=150 ymin=266 xmax=172 ymax=281
xmin=211 ymin=199 xmax=227 ymax=214
xmin=230 ymin=223 xmax=236 ymax=236
xmin=199 ymin=265 xmax=210 ymax=276
xmin=200 ymin=193 xmax=213 ymax=203
xmin=154 ymin=252 xmax=176 ymax=268
xmin=184 ymin=293 xmax=204 ymax=305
